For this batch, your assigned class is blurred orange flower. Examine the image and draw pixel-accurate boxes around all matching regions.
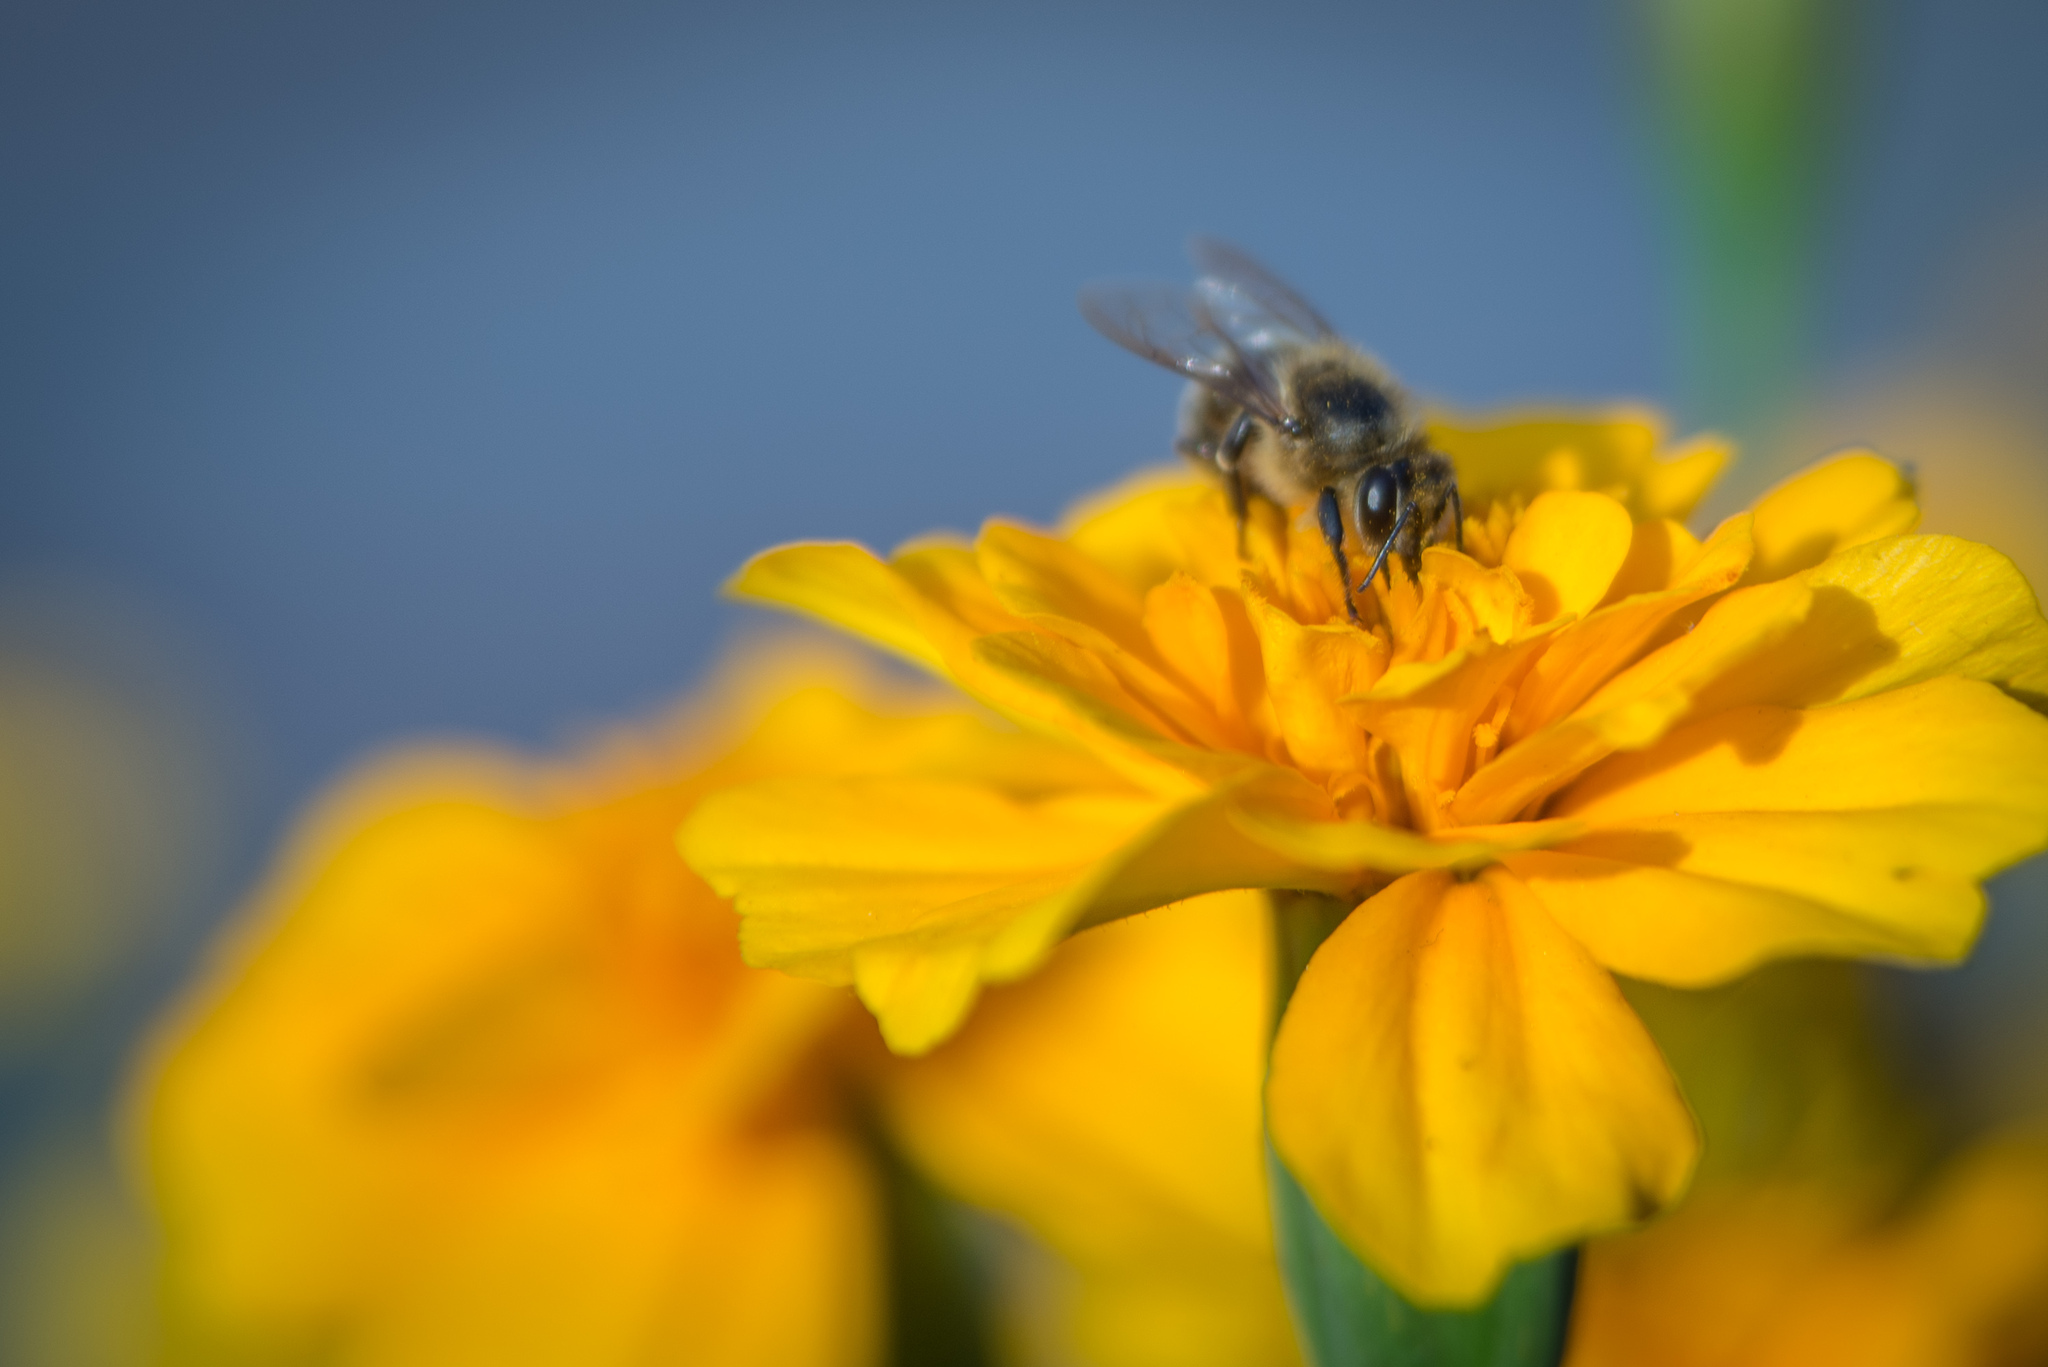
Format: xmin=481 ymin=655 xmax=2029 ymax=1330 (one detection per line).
xmin=682 ymin=415 xmax=2048 ymax=1303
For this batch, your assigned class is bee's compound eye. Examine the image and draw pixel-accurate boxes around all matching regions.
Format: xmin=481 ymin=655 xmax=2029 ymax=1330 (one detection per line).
xmin=1362 ymin=467 xmax=1398 ymax=519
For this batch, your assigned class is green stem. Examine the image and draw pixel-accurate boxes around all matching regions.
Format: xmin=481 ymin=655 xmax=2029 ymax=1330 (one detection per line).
xmin=869 ymin=1119 xmax=999 ymax=1367
xmin=1265 ymin=892 xmax=1579 ymax=1367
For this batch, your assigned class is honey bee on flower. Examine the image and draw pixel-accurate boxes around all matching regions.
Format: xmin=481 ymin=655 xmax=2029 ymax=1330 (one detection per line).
xmin=680 ymin=254 xmax=2048 ymax=1308
xmin=1080 ymin=240 xmax=1461 ymax=618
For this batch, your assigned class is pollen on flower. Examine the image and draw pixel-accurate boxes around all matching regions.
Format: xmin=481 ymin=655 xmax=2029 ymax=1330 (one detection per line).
xmin=1130 ymin=464 xmax=1729 ymax=839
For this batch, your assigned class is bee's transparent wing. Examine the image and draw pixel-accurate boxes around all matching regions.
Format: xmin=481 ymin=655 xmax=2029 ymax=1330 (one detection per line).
xmin=1078 ymin=281 xmax=1289 ymax=424
xmin=1188 ymin=236 xmax=1336 ymax=339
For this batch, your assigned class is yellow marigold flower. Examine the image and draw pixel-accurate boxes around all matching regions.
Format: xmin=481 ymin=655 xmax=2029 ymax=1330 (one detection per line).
xmin=1567 ymin=1129 xmax=2048 ymax=1367
xmin=138 ymin=647 xmax=1066 ymax=1367
xmin=682 ymin=413 xmax=2048 ymax=1304
xmin=883 ymin=890 xmax=1300 ymax=1367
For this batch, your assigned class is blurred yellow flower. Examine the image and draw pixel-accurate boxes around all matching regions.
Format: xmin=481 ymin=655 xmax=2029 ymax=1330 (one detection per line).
xmin=1567 ymin=1129 xmax=2048 ymax=1367
xmin=682 ymin=413 xmax=2048 ymax=1303
xmin=141 ymin=650 xmax=977 ymax=1366
xmin=883 ymin=890 xmax=1300 ymax=1367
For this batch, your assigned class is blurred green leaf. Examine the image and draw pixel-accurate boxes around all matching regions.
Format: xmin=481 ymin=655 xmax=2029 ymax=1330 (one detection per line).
xmin=1633 ymin=0 xmax=1863 ymax=451
xmin=874 ymin=1123 xmax=999 ymax=1367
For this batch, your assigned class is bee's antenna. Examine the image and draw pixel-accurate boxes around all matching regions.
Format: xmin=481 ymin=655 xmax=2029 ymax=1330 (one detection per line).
xmin=1359 ymin=500 xmax=1415 ymax=595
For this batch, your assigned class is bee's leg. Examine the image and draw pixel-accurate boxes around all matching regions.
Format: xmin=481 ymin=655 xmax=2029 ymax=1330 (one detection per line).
xmin=1360 ymin=498 xmax=1415 ymax=592
xmin=1316 ymin=486 xmax=1358 ymax=622
xmin=1216 ymin=410 xmax=1257 ymax=557
xmin=1396 ymin=465 xmax=1432 ymax=581
xmin=1448 ymin=485 xmax=1465 ymax=552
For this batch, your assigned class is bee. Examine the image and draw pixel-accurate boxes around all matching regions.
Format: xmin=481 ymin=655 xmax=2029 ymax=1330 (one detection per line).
xmin=1080 ymin=238 xmax=1461 ymax=621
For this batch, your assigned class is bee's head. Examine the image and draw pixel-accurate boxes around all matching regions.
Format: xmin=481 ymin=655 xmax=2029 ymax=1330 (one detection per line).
xmin=1351 ymin=463 xmax=1404 ymax=546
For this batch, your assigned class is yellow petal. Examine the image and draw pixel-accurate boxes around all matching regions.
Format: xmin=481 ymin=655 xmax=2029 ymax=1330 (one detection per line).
xmin=1449 ymin=575 xmax=1813 ymax=827
xmin=682 ymin=777 xmax=1162 ymax=1051
xmin=1142 ymin=575 xmax=1265 ymax=751
xmin=1528 ymin=675 xmax=2048 ymax=983
xmin=1504 ymin=827 xmax=1980 ymax=990
xmin=1062 ymin=470 xmax=1242 ymax=594
xmin=1426 ymin=409 xmax=1727 ymax=522
xmin=1058 ymin=769 xmax=1359 ymax=935
xmin=1347 ymin=622 xmax=1566 ymax=828
xmin=1636 ymin=434 xmax=1732 ymax=523
xmin=1559 ymin=674 xmax=2048 ymax=825
xmin=1503 ymin=513 xmax=1754 ymax=742
xmin=1503 ymin=491 xmax=1636 ymax=623
xmin=685 ymin=767 xmax=1353 ymax=1053
xmin=1746 ymin=452 xmax=1921 ymax=583
xmin=731 ymin=539 xmax=1230 ymax=776
xmin=969 ymin=631 xmax=1246 ymax=791
xmin=1267 ymin=868 xmax=1698 ymax=1305
xmin=891 ymin=540 xmax=1028 ymax=636
xmin=1381 ymin=547 xmax=1532 ymax=656
xmin=1244 ymin=591 xmax=1388 ymax=782
xmin=1599 ymin=517 xmax=1706 ymax=603
xmin=979 ymin=521 xmax=1153 ymax=657
xmin=729 ymin=542 xmax=951 ymax=673
xmin=881 ymin=892 xmax=1301 ymax=1367
xmin=974 ymin=552 xmax=1260 ymax=757
xmin=732 ymin=539 xmax=1197 ymax=772
xmin=1691 ymin=533 xmax=2048 ymax=714
xmin=1226 ymin=806 xmax=1582 ymax=875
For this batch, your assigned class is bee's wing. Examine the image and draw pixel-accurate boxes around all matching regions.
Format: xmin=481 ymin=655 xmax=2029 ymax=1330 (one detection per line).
xmin=1188 ymin=237 xmax=1337 ymax=339
xmin=1078 ymin=281 xmax=1290 ymax=424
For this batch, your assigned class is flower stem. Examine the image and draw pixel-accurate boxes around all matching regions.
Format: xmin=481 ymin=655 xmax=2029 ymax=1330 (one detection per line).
xmin=1264 ymin=891 xmax=1579 ymax=1367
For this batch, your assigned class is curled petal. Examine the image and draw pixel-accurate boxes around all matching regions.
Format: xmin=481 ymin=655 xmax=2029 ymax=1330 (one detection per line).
xmin=1601 ymin=518 xmax=1705 ymax=602
xmin=1267 ymin=868 xmax=1698 ymax=1305
xmin=1694 ymin=534 xmax=2048 ymax=713
xmin=1558 ymin=674 xmax=2048 ymax=826
xmin=1746 ymin=452 xmax=1920 ymax=583
xmin=1529 ymin=674 xmax=2048 ymax=984
xmin=1503 ymin=490 xmax=1636 ymax=623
